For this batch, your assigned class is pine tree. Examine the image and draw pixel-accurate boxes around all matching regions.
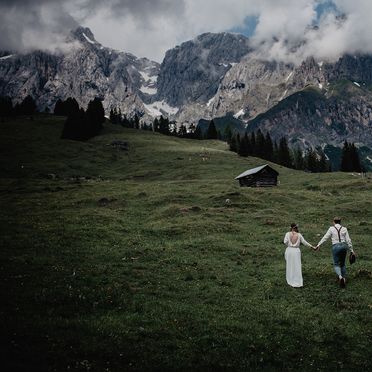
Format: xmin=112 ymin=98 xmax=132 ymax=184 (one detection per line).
xmin=305 ymin=148 xmax=318 ymax=172
xmin=255 ymin=129 xmax=265 ymax=158
xmin=263 ymin=132 xmax=274 ymax=161
xmin=238 ymin=133 xmax=250 ymax=157
xmin=158 ymin=116 xmax=170 ymax=135
xmin=178 ymin=124 xmax=187 ymax=137
xmin=278 ymin=137 xmax=292 ymax=167
xmin=340 ymin=141 xmax=352 ymax=171
xmin=61 ymin=107 xmax=87 ymax=140
xmin=18 ymin=95 xmax=37 ymax=115
xmin=273 ymin=141 xmax=279 ymax=163
xmin=64 ymin=97 xmax=80 ymax=117
xmin=350 ymin=143 xmax=362 ymax=172
xmin=86 ymin=97 xmax=105 ymax=137
xmin=0 ymin=96 xmax=13 ymax=118
xmin=206 ymin=119 xmax=218 ymax=139
xmin=188 ymin=123 xmax=196 ymax=137
xmin=194 ymin=125 xmax=203 ymax=139
xmin=122 ymin=115 xmax=130 ymax=128
xmin=318 ymin=149 xmax=328 ymax=172
xmin=134 ymin=113 xmax=140 ymax=129
xmin=109 ymin=108 xmax=115 ymax=123
xmin=153 ymin=117 xmax=160 ymax=132
xmin=54 ymin=99 xmax=64 ymax=115
xmin=250 ymin=132 xmax=256 ymax=156
xmin=224 ymin=125 xmax=233 ymax=143
xmin=54 ymin=97 xmax=80 ymax=117
xmin=229 ymin=133 xmax=238 ymax=152
xmin=293 ymin=147 xmax=304 ymax=170
xmin=118 ymin=108 xmax=122 ymax=124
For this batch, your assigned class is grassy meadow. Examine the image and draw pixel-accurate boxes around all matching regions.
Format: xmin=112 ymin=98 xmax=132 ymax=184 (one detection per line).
xmin=0 ymin=115 xmax=371 ymax=371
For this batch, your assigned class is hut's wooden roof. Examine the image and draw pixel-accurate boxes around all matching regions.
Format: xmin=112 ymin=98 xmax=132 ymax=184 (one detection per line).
xmin=235 ymin=164 xmax=279 ymax=179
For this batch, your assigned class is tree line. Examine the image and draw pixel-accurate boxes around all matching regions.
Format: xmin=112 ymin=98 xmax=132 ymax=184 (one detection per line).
xmin=0 ymin=96 xmax=365 ymax=172
xmin=0 ymin=95 xmax=37 ymax=117
xmin=98 ymin=107 xmax=366 ymax=173
xmin=226 ymin=128 xmax=331 ymax=172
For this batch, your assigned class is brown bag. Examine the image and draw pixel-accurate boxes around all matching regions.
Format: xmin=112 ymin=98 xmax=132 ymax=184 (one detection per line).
xmin=349 ymin=252 xmax=356 ymax=265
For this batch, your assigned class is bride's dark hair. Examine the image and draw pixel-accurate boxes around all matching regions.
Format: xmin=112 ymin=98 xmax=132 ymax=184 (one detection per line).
xmin=290 ymin=223 xmax=299 ymax=232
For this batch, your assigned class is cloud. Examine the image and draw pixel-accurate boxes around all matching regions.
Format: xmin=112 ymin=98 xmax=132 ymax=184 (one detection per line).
xmin=251 ymin=0 xmax=372 ymax=64
xmin=0 ymin=1 xmax=78 ymax=53
xmin=1 ymin=0 xmax=372 ymax=64
xmin=84 ymin=0 xmax=261 ymax=61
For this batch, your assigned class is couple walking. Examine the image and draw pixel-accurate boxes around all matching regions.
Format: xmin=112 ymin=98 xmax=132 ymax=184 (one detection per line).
xmin=284 ymin=217 xmax=356 ymax=288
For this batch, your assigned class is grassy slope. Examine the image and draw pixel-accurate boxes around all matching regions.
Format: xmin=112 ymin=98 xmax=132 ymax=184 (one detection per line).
xmin=0 ymin=115 xmax=371 ymax=371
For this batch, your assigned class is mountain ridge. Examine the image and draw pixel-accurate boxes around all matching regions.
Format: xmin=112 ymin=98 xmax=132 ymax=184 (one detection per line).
xmin=1 ymin=26 xmax=372 ymax=166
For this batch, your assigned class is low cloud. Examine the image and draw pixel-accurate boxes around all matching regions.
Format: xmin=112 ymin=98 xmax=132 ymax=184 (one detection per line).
xmin=1 ymin=0 xmax=372 ymax=64
xmin=252 ymin=0 xmax=372 ymax=64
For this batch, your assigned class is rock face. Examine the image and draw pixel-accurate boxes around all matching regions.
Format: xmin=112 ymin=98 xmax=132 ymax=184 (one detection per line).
xmin=247 ymin=84 xmax=372 ymax=148
xmin=0 ymin=27 xmax=159 ymax=119
xmin=156 ymin=32 xmax=251 ymax=107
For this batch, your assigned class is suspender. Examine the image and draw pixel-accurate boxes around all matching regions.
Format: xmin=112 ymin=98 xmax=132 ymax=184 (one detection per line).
xmin=334 ymin=226 xmax=342 ymax=242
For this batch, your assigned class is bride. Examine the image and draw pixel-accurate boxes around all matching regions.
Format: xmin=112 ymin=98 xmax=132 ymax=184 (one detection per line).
xmin=283 ymin=223 xmax=315 ymax=287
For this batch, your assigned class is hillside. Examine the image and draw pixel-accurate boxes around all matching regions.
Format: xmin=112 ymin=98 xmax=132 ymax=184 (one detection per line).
xmin=0 ymin=116 xmax=371 ymax=371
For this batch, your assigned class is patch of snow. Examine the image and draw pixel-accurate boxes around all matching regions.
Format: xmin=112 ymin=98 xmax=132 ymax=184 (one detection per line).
xmin=318 ymin=61 xmax=323 ymax=67
xmin=233 ymin=109 xmax=245 ymax=119
xmin=367 ymin=156 xmax=372 ymax=163
xmin=83 ymin=33 xmax=95 ymax=44
xmin=353 ymin=81 xmax=361 ymax=87
xmin=285 ymin=71 xmax=293 ymax=82
xmin=139 ymin=70 xmax=157 ymax=84
xmin=279 ymin=89 xmax=288 ymax=101
xmin=0 ymin=54 xmax=14 ymax=61
xmin=230 ymin=62 xmax=237 ymax=67
xmin=218 ymin=63 xmax=229 ymax=67
xmin=319 ymin=83 xmax=323 ymax=89
xmin=144 ymin=100 xmax=179 ymax=117
xmin=206 ymin=96 xmax=215 ymax=107
xmin=140 ymin=86 xmax=158 ymax=95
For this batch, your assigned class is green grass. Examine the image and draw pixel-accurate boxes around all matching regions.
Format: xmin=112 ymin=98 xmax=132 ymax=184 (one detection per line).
xmin=0 ymin=115 xmax=371 ymax=371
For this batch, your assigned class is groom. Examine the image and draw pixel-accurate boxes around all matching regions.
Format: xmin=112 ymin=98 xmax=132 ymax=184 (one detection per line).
xmin=315 ymin=217 xmax=355 ymax=288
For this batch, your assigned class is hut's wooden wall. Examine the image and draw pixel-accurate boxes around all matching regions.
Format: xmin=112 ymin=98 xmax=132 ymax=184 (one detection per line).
xmin=239 ymin=174 xmax=277 ymax=187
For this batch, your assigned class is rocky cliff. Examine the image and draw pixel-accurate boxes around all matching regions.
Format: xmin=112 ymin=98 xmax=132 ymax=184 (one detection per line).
xmin=0 ymin=27 xmax=159 ymax=119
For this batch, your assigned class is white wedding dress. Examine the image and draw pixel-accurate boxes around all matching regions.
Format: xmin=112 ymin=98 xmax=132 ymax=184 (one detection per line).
xmin=283 ymin=232 xmax=312 ymax=287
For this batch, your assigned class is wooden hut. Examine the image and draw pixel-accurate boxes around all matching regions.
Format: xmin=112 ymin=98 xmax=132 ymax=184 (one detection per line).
xmin=235 ymin=164 xmax=279 ymax=187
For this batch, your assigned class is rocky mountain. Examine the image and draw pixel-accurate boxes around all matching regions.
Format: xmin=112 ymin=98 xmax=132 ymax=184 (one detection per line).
xmin=1 ymin=26 xmax=372 ymax=168
xmin=247 ymin=83 xmax=372 ymax=146
xmin=0 ymin=27 xmax=159 ymax=120
xmin=156 ymin=32 xmax=251 ymax=107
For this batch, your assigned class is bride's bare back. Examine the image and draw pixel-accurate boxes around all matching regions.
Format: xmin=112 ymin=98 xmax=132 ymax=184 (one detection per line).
xmin=290 ymin=231 xmax=299 ymax=244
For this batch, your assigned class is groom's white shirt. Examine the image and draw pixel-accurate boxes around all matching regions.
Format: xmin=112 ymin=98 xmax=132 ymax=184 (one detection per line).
xmin=317 ymin=224 xmax=353 ymax=251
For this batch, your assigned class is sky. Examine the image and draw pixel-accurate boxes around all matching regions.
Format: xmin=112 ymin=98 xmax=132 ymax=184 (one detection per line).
xmin=0 ymin=0 xmax=372 ymax=64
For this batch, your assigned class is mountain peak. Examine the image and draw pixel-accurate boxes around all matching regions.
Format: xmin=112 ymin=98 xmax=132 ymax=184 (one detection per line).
xmin=71 ymin=26 xmax=97 ymax=45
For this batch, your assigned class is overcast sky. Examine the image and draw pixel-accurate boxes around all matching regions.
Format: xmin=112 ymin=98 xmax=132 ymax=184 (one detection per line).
xmin=1 ymin=0 xmax=372 ymax=63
